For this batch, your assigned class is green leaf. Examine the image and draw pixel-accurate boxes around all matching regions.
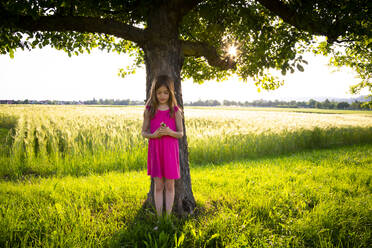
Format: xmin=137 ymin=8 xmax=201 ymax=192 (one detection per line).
xmin=297 ymin=64 xmax=304 ymax=72
xmin=177 ymin=233 xmax=185 ymax=247
xmin=8 ymin=49 xmax=14 ymax=59
xmin=207 ymin=233 xmax=220 ymax=243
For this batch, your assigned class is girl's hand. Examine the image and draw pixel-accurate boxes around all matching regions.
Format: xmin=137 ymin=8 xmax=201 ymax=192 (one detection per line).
xmin=151 ymin=124 xmax=171 ymax=139
xmin=159 ymin=126 xmax=171 ymax=136
xmin=151 ymin=128 xmax=164 ymax=139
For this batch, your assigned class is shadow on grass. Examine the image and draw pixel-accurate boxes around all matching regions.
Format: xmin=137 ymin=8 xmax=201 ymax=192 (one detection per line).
xmin=107 ymin=201 xmax=208 ymax=248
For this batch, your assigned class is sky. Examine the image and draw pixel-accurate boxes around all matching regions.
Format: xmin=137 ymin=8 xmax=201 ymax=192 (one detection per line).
xmin=0 ymin=46 xmax=366 ymax=103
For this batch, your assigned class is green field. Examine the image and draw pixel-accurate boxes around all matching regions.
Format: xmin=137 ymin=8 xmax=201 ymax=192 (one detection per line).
xmin=0 ymin=105 xmax=371 ymax=247
xmin=1 ymin=105 xmax=372 ymax=178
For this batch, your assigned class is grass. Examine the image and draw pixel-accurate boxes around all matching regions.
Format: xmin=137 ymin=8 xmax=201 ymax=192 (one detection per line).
xmin=0 ymin=105 xmax=372 ymax=179
xmin=0 ymin=105 xmax=371 ymax=247
xmin=1 ymin=144 xmax=371 ymax=247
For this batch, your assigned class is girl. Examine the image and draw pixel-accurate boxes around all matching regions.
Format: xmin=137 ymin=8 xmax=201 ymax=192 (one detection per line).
xmin=141 ymin=75 xmax=184 ymax=217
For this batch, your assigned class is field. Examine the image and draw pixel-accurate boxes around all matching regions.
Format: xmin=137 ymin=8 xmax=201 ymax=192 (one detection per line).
xmin=0 ymin=105 xmax=371 ymax=247
xmin=1 ymin=105 xmax=372 ymax=178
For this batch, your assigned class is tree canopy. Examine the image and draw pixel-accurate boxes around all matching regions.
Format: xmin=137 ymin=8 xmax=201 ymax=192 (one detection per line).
xmin=0 ymin=0 xmax=370 ymax=97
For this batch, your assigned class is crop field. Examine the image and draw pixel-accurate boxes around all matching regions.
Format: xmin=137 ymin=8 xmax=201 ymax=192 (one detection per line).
xmin=0 ymin=105 xmax=371 ymax=178
xmin=0 ymin=105 xmax=371 ymax=247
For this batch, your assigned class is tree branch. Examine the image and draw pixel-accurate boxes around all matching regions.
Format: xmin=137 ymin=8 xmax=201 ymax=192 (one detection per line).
xmin=256 ymin=0 xmax=341 ymax=40
xmin=182 ymin=40 xmax=236 ymax=70
xmin=0 ymin=8 xmax=146 ymax=45
xmin=170 ymin=0 xmax=203 ymax=18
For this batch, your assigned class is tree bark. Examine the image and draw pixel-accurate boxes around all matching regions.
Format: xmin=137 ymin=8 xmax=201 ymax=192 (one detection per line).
xmin=143 ymin=5 xmax=196 ymax=216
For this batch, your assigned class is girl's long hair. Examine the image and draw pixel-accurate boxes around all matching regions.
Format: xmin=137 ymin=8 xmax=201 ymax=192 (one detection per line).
xmin=145 ymin=75 xmax=183 ymax=120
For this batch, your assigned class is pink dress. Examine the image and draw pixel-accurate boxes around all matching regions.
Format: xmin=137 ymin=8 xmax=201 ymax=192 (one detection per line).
xmin=146 ymin=105 xmax=181 ymax=179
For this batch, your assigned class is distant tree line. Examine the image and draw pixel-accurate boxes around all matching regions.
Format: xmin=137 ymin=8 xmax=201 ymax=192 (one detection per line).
xmin=0 ymin=98 xmax=144 ymax=105
xmin=1 ymin=98 xmax=370 ymax=110
xmin=83 ymin=98 xmax=144 ymax=105
xmin=185 ymin=98 xmax=371 ymax=110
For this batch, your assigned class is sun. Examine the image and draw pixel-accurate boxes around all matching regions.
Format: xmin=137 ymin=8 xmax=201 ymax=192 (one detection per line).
xmin=227 ymin=45 xmax=237 ymax=57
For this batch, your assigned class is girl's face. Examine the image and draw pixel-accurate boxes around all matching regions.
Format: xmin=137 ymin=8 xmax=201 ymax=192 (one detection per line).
xmin=156 ymin=85 xmax=170 ymax=104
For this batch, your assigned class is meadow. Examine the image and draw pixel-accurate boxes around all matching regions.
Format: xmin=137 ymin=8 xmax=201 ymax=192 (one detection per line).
xmin=0 ymin=105 xmax=371 ymax=247
xmin=0 ymin=105 xmax=372 ymax=178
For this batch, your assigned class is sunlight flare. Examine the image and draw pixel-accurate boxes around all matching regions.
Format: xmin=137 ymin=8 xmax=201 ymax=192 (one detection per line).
xmin=227 ymin=45 xmax=237 ymax=58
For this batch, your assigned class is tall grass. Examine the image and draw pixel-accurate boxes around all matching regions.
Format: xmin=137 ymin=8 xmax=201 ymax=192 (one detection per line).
xmin=189 ymin=126 xmax=372 ymax=165
xmin=0 ymin=105 xmax=147 ymax=178
xmin=0 ymin=105 xmax=372 ymax=178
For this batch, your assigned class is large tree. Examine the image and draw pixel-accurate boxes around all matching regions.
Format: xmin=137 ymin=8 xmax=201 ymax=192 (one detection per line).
xmin=1 ymin=0 xmax=370 ymax=215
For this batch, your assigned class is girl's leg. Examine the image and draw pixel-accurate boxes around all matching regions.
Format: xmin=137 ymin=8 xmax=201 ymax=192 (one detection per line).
xmin=164 ymin=179 xmax=175 ymax=216
xmin=154 ymin=177 xmax=165 ymax=217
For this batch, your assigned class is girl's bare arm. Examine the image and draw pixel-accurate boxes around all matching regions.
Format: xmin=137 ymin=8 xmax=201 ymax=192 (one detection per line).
xmin=166 ymin=110 xmax=184 ymax=139
xmin=141 ymin=109 xmax=153 ymax=139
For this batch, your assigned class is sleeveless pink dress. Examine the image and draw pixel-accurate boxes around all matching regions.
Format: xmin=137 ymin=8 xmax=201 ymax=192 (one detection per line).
xmin=146 ymin=105 xmax=180 ymax=179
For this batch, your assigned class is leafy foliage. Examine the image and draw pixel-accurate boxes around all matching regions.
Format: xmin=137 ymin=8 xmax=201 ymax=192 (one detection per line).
xmin=0 ymin=0 xmax=370 ymax=96
xmin=179 ymin=0 xmax=312 ymax=90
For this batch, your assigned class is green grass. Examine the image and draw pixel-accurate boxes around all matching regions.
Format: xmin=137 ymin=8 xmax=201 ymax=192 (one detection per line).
xmin=1 ymin=144 xmax=371 ymax=247
xmin=189 ymin=125 xmax=372 ymax=165
xmin=1 ymin=105 xmax=371 ymax=247
xmin=0 ymin=128 xmax=10 ymax=152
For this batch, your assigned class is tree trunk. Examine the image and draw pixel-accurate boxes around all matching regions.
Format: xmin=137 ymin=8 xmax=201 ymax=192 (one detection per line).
xmin=142 ymin=5 xmax=196 ymax=216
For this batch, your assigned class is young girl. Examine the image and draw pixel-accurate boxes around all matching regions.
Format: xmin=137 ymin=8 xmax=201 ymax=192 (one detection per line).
xmin=141 ymin=75 xmax=184 ymax=217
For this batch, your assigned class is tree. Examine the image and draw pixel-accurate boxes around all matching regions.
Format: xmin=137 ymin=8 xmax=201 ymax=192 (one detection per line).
xmin=323 ymin=99 xmax=332 ymax=109
xmin=308 ymin=99 xmax=317 ymax=108
xmin=351 ymin=101 xmax=362 ymax=110
xmin=337 ymin=102 xmax=350 ymax=110
xmin=1 ymin=0 xmax=370 ymax=215
xmin=315 ymin=102 xmax=322 ymax=109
